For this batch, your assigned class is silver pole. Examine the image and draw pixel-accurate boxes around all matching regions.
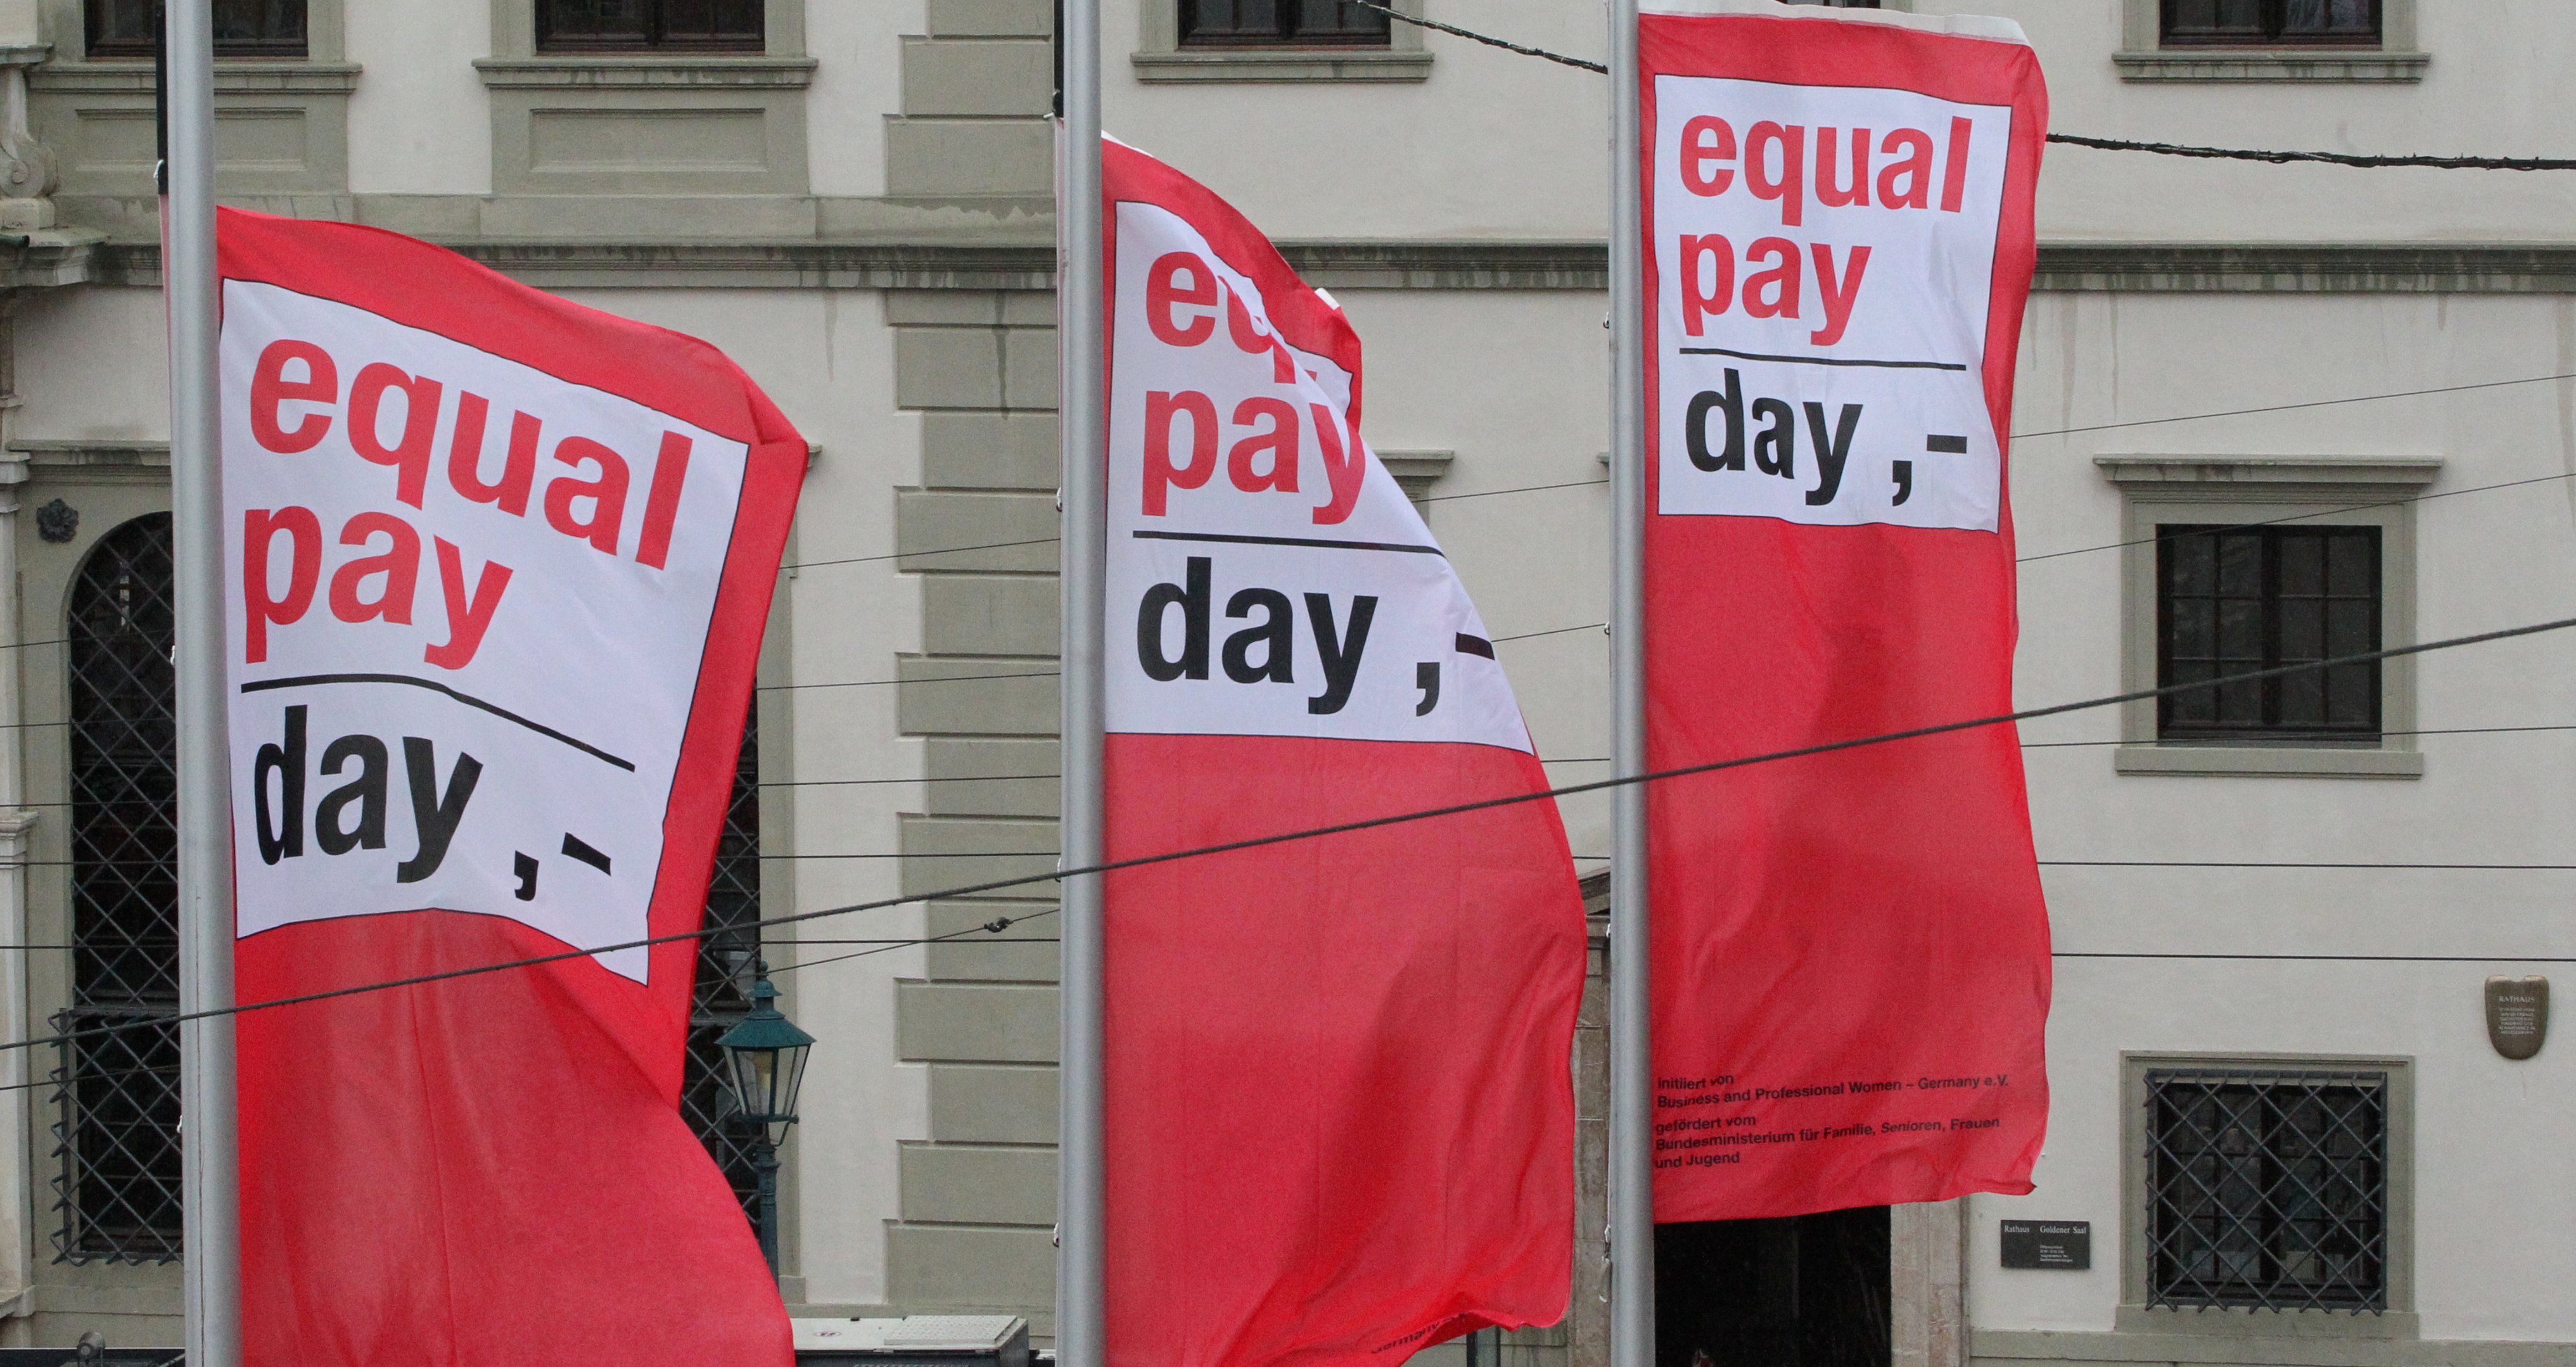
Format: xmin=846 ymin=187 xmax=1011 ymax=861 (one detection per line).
xmin=166 ymin=0 xmax=241 ymax=1363
xmin=1606 ymin=3 xmax=1655 ymax=1367
xmin=1054 ymin=0 xmax=1107 ymax=1362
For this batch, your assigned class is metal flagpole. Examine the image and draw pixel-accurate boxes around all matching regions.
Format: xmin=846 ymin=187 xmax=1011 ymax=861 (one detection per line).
xmin=1054 ymin=0 xmax=1107 ymax=1362
xmin=1606 ymin=1 xmax=1655 ymax=1367
xmin=165 ymin=0 xmax=241 ymax=1363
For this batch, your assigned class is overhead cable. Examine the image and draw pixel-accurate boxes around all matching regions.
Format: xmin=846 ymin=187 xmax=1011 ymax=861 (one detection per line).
xmin=1338 ymin=0 xmax=2576 ymax=171
xmin=10 ymin=606 xmax=2576 ymax=1060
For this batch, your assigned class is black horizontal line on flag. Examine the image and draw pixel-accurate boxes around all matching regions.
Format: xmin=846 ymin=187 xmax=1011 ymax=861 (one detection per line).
xmin=239 ymin=673 xmax=637 ymax=772
xmin=1676 ymin=347 xmax=1967 ymax=372
xmin=1132 ymin=530 xmax=1444 ymax=556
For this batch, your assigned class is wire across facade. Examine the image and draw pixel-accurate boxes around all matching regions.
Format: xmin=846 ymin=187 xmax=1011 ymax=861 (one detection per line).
xmin=48 ymin=513 xmax=770 ymax=1258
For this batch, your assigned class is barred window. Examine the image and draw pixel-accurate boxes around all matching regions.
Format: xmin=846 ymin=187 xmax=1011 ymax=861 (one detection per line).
xmin=2160 ymin=0 xmax=2380 ymax=47
xmin=2145 ymin=1068 xmax=2388 ymax=1311
xmin=2158 ymin=525 xmax=2381 ymax=742
xmin=681 ymin=707 xmax=765 ymax=1226
xmin=537 ymin=0 xmax=764 ymax=53
xmin=86 ymin=0 xmax=309 ymax=58
xmin=53 ymin=515 xmax=182 ymax=1264
xmin=1180 ymin=1 xmax=1390 ymax=48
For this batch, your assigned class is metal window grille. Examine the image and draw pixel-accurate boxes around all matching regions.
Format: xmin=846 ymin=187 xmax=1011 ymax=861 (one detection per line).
xmin=86 ymin=0 xmax=310 ymax=58
xmin=2160 ymin=0 xmax=2380 ymax=48
xmin=2157 ymin=525 xmax=2381 ymax=742
xmin=53 ymin=515 xmax=183 ymax=1264
xmin=536 ymin=0 xmax=764 ymax=53
xmin=2145 ymin=1067 xmax=2388 ymax=1311
xmin=680 ymin=707 xmax=765 ymax=1226
xmin=1179 ymin=0 xmax=1390 ymax=48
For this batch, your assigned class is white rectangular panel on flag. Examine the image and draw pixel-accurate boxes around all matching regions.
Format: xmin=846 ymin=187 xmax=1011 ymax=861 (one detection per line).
xmin=223 ymin=282 xmax=751 ymax=981
xmin=1651 ymin=75 xmax=2012 ymax=531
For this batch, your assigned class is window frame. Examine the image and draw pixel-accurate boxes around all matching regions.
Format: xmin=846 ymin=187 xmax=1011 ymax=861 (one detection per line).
xmin=2120 ymin=1053 xmax=2416 ymax=1337
xmin=533 ymin=0 xmax=765 ymax=55
xmin=2155 ymin=523 xmax=2384 ymax=744
xmin=2157 ymin=0 xmax=2383 ymax=49
xmin=2115 ymin=0 xmax=2421 ymax=80
xmin=81 ymin=0 xmax=312 ymax=60
xmin=1176 ymin=1 xmax=1391 ymax=50
xmin=53 ymin=512 xmax=184 ymax=1267
xmin=2101 ymin=457 xmax=2434 ymax=779
xmin=1135 ymin=0 xmax=1429 ymax=83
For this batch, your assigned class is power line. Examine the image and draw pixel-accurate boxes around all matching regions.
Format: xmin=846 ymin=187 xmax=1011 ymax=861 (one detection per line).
xmin=2044 ymin=132 xmax=2576 ymax=172
xmin=776 ymin=480 xmax=1631 ymax=573
xmin=9 ymin=605 xmax=2576 ymax=1060
xmin=1342 ymin=0 xmax=1608 ymax=72
xmin=2012 ymin=370 xmax=2576 ymax=440
xmin=2058 ymin=952 xmax=2576 ymax=962
xmin=775 ymin=370 xmax=2576 ymax=588
xmin=1338 ymin=0 xmax=2576 ymax=172
xmin=2043 ymin=860 xmax=2576 ymax=872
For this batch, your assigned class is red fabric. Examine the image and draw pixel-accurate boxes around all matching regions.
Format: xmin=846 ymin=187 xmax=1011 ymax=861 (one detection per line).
xmin=1104 ymin=738 xmax=1586 ymax=1367
xmin=1099 ymin=142 xmax=1587 ymax=1367
xmin=221 ymin=209 xmax=802 ymax=1365
xmin=1636 ymin=16 xmax=2055 ymax=1221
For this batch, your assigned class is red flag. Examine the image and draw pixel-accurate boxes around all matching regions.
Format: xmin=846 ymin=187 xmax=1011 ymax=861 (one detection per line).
xmin=218 ymin=209 xmax=803 ymax=1364
xmin=1636 ymin=10 xmax=2053 ymax=1220
xmin=1100 ymin=140 xmax=1588 ymax=1367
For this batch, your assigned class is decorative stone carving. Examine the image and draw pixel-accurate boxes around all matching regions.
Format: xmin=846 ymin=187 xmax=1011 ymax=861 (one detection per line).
xmin=0 ymin=44 xmax=54 ymax=232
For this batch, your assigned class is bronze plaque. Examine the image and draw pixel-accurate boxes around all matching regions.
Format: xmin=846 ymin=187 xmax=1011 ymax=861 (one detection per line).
xmin=2486 ymin=976 xmax=2549 ymax=1060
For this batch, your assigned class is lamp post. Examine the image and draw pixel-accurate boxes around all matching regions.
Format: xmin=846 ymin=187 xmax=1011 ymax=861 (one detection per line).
xmin=717 ymin=962 xmax=814 ymax=1276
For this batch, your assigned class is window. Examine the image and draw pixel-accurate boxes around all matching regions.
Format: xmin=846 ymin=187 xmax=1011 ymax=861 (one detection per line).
xmin=2157 ymin=525 xmax=2380 ymax=743
xmin=537 ymin=0 xmax=764 ymax=53
xmin=54 ymin=514 xmax=182 ymax=1264
xmin=2144 ymin=1067 xmax=2388 ymax=1311
xmin=1179 ymin=0 xmax=1389 ymax=48
xmin=2160 ymin=0 xmax=2379 ymax=47
xmin=681 ymin=708 xmax=765 ymax=1227
xmin=85 ymin=0 xmax=309 ymax=58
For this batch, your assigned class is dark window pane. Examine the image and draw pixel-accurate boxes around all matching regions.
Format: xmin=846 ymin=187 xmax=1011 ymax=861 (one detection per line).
xmin=539 ymin=0 xmax=762 ymax=51
xmin=2162 ymin=0 xmax=2378 ymax=47
xmin=2216 ymin=533 xmax=2260 ymax=596
xmin=2156 ymin=524 xmax=2381 ymax=742
xmin=1181 ymin=0 xmax=1386 ymax=47
xmin=89 ymin=0 xmax=308 ymax=57
xmin=56 ymin=516 xmax=184 ymax=1264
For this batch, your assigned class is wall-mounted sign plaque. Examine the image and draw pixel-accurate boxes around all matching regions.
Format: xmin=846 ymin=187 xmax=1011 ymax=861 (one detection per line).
xmin=2000 ymin=1221 xmax=2090 ymax=1270
xmin=2487 ymin=976 xmax=2548 ymax=1060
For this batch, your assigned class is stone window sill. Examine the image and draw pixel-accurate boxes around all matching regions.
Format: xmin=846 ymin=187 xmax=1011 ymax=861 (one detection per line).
xmin=31 ymin=60 xmax=362 ymax=94
xmin=2114 ymin=49 xmax=2426 ymax=82
xmin=1132 ymin=49 xmax=1431 ymax=83
xmin=473 ymin=56 xmax=817 ymax=89
xmin=2112 ymin=1306 xmax=2420 ymax=1340
xmin=2113 ymin=746 xmax=2423 ymax=779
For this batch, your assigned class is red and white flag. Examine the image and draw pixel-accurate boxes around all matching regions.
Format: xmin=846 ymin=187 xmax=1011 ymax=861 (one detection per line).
xmin=1099 ymin=140 xmax=1588 ymax=1367
xmin=219 ymin=210 xmax=804 ymax=1364
xmin=1636 ymin=6 xmax=2053 ymax=1219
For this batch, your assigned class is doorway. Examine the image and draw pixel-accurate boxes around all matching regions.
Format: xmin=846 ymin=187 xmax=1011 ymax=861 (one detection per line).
xmin=1654 ymin=1206 xmax=1891 ymax=1367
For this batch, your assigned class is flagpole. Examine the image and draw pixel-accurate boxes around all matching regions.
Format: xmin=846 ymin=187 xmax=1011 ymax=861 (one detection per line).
xmin=165 ymin=0 xmax=242 ymax=1361
xmin=1054 ymin=0 xmax=1107 ymax=1362
xmin=1606 ymin=3 xmax=1655 ymax=1367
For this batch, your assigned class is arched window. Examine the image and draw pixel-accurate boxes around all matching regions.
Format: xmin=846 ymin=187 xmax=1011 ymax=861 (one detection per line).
xmin=54 ymin=514 xmax=182 ymax=1264
xmin=682 ymin=708 xmax=765 ymax=1225
xmin=48 ymin=515 xmax=766 ymax=1252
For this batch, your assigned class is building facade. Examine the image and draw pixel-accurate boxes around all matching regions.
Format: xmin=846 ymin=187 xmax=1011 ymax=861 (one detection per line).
xmin=0 ymin=0 xmax=2572 ymax=1363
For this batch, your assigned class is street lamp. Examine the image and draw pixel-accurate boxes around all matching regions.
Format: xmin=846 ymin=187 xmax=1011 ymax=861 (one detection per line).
xmin=717 ymin=962 xmax=813 ymax=1276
